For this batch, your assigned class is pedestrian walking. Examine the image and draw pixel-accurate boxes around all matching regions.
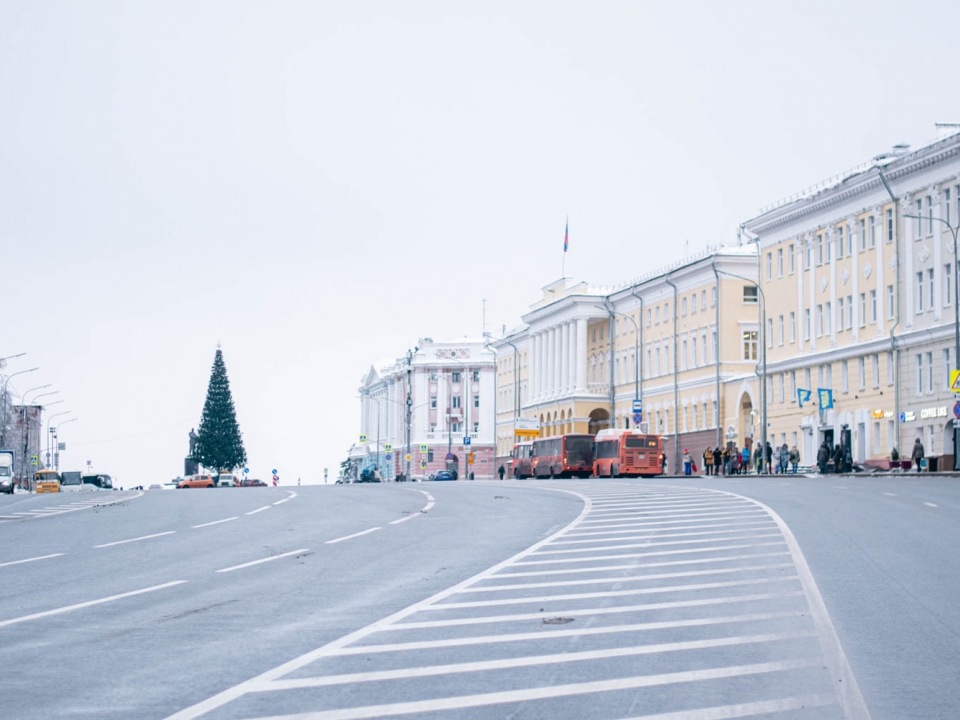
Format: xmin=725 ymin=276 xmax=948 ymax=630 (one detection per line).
xmin=832 ymin=443 xmax=843 ymax=474
xmin=789 ymin=445 xmax=800 ymax=474
xmin=817 ymin=441 xmax=829 ymax=474
xmin=911 ymin=438 xmax=925 ymax=472
xmin=778 ymin=444 xmax=788 ymax=474
xmin=713 ymin=446 xmax=723 ymax=476
xmin=741 ymin=445 xmax=751 ymax=475
xmin=753 ymin=444 xmax=763 ymax=474
xmin=764 ymin=442 xmax=773 ymax=473
xmin=498 ymin=464 xmax=505 ymax=480
xmin=703 ymin=447 xmax=713 ymax=476
xmin=722 ymin=446 xmax=731 ymax=475
xmin=683 ymin=449 xmax=693 ymax=476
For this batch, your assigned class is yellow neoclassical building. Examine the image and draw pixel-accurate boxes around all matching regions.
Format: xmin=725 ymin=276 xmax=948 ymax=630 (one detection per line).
xmin=492 ymin=246 xmax=763 ymax=469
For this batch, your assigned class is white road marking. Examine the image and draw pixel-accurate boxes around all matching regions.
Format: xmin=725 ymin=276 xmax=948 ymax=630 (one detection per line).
xmin=246 ymin=506 xmax=271 ymax=515
xmin=925 ymin=502 xmax=938 ymax=507
xmin=94 ymin=531 xmax=176 ymax=548
xmin=561 ymin=519 xmax=775 ymax=539
xmin=264 ymin=631 xmax=815 ymax=689
xmin=330 ymin=611 xmax=807 ymax=656
xmin=272 ymin=498 xmax=290 ymax=505
xmin=580 ymin=509 xmax=765 ymax=524
xmin=494 ymin=552 xmax=792 ymax=578
xmin=0 ymin=580 xmax=187 ymax=628
xmin=389 ymin=515 xmax=416 ymax=525
xmin=513 ymin=540 xmax=788 ymax=566
xmin=192 ymin=517 xmax=239 ymax=529
xmin=244 ymin=658 xmax=822 ymax=719
xmin=434 ymin=576 xmax=800 ymax=610
xmin=617 ymin=694 xmax=836 ymax=720
xmin=216 ymin=549 xmax=311 ymax=573
xmin=325 ymin=527 xmax=382 ymax=544
xmin=0 ymin=553 xmax=64 ymax=568
xmin=883 ymin=492 xmax=897 ymax=497
xmin=387 ymin=591 xmax=806 ymax=630
xmin=531 ymin=532 xmax=783 ymax=555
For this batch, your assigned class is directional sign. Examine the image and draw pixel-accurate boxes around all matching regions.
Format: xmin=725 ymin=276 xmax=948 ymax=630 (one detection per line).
xmin=420 ymin=444 xmax=428 ymax=453
xmin=243 ymin=467 xmax=250 ymax=474
xmin=462 ymin=436 xmax=471 ymax=446
xmin=384 ymin=444 xmax=392 ymax=452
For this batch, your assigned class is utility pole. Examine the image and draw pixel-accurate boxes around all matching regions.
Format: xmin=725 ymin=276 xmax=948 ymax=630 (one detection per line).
xmin=405 ymin=349 xmax=413 ymax=483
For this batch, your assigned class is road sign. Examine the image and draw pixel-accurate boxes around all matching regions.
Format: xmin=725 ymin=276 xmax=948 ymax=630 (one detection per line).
xmin=633 ymin=413 xmax=642 ymax=425
xmin=359 ymin=434 xmax=368 ymax=443
xmin=272 ymin=475 xmax=278 ymax=486
xmin=272 ymin=468 xmax=277 ymax=475
xmin=420 ymin=444 xmax=428 ymax=453
xmin=953 ymin=402 xmax=960 ymax=420
xmin=405 ymin=453 xmax=412 ymax=462
xmin=951 ymin=370 xmax=960 ymax=392
xmin=462 ymin=436 xmax=471 ymax=446
xmin=384 ymin=444 xmax=392 ymax=452
xmin=243 ymin=468 xmax=249 ymax=474
xmin=385 ymin=453 xmax=393 ymax=461
xmin=420 ymin=459 xmax=427 ymax=469
xmin=57 ymin=442 xmax=66 ymax=451
xmin=514 ymin=417 xmax=540 ymax=437
xmin=30 ymin=455 xmax=38 ymax=466
xmin=632 ymin=399 xmax=643 ymax=413
xmin=446 ymin=452 xmax=454 ymax=461
xmin=467 ymin=452 xmax=475 ymax=465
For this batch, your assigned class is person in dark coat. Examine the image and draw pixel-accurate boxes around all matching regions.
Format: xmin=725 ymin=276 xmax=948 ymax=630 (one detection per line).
xmin=816 ymin=442 xmax=830 ymax=474
xmin=843 ymin=444 xmax=853 ymax=473
xmin=713 ymin=446 xmax=723 ymax=475
xmin=764 ymin=442 xmax=773 ymax=473
xmin=498 ymin=464 xmax=505 ymax=480
xmin=911 ymin=438 xmax=925 ymax=471
xmin=831 ymin=444 xmax=843 ymax=474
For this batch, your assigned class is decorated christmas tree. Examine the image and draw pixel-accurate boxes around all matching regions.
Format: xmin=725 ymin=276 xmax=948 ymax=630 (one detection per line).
xmin=193 ymin=347 xmax=247 ymax=474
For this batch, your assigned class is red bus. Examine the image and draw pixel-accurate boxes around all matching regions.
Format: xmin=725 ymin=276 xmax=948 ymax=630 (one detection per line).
xmin=511 ymin=441 xmax=534 ymax=479
xmin=532 ymin=434 xmax=595 ymax=478
xmin=593 ymin=429 xmax=664 ymax=477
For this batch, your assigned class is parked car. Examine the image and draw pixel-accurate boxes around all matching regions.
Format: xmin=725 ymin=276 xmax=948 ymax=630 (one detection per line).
xmin=240 ymin=478 xmax=267 ymax=487
xmin=216 ymin=473 xmax=241 ymax=487
xmin=177 ymin=474 xmax=216 ymax=488
xmin=148 ymin=483 xmax=164 ymax=490
xmin=433 ymin=470 xmax=456 ymax=481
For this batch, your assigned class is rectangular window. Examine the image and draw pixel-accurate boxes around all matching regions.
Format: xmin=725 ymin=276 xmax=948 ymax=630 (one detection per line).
xmin=836 ymin=227 xmax=843 ymax=259
xmin=789 ymin=311 xmax=796 ymax=342
xmin=452 ymin=395 xmax=461 ymax=408
xmin=858 ymin=357 xmax=865 ymax=390
xmin=743 ymin=286 xmax=758 ymax=304
xmin=681 ymin=339 xmax=688 ymax=370
xmin=711 ymin=287 xmax=717 ymax=307
xmin=945 ymin=349 xmax=952 ymax=389
xmin=806 ymin=241 xmax=812 ymax=270
xmin=869 ymin=216 xmax=876 ymax=248
xmin=473 ymin=422 xmax=479 ymax=433
xmin=947 ymin=187 xmax=952 ymax=225
xmin=927 ymin=196 xmax=934 ymax=235
xmin=711 ymin=329 xmax=718 ymax=363
xmin=691 ymin=294 xmax=697 ymax=314
xmin=859 ymin=293 xmax=866 ymax=327
xmin=766 ymin=252 xmax=773 ymax=281
xmin=472 ymin=370 xmax=480 ymax=382
xmin=869 ymin=290 xmax=877 ymax=323
xmin=805 ymin=308 xmax=811 ymax=340
xmin=916 ymin=354 xmax=923 ymax=396
xmin=646 ymin=309 xmax=651 ymax=326
xmin=816 ymin=234 xmax=823 ymax=265
xmin=946 ymin=264 xmax=953 ymax=306
xmin=473 ymin=395 xmax=480 ymax=408
xmin=847 ymin=224 xmax=853 ymax=255
xmin=917 ymin=272 xmax=924 ymax=312
xmin=691 ymin=336 xmax=698 ymax=367
xmin=777 ymin=248 xmax=784 ymax=277
xmin=825 ymin=301 xmax=833 ymax=334
xmin=826 ymin=363 xmax=832 ymax=387
xmin=837 ymin=298 xmax=845 ymax=331
xmin=816 ymin=304 xmax=823 ymax=337
xmin=914 ymin=199 xmax=923 ymax=236
xmin=654 ymin=308 xmax=659 ymax=324
xmin=872 ymin=353 xmax=880 ymax=388
xmin=927 ymin=352 xmax=934 ymax=393
xmin=450 ymin=422 xmax=460 ymax=433
xmin=790 ymin=370 xmax=796 ymax=398
xmin=430 ymin=396 xmax=437 ymax=408
xmin=887 ymin=285 xmax=895 ymax=319
xmin=826 ymin=232 xmax=833 ymax=262
xmin=778 ymin=315 xmax=784 ymax=345
xmin=451 ymin=371 xmax=461 ymax=383
xmin=788 ymin=244 xmax=795 ymax=274
xmin=928 ymin=268 xmax=935 ymax=310
xmin=682 ymin=297 xmax=688 ymax=315
xmin=859 ymin=218 xmax=866 ymax=251
xmin=841 ymin=360 xmax=849 ymax=393
xmin=805 ymin=367 xmax=812 ymax=392
xmin=887 ymin=351 xmax=895 ymax=386
xmin=766 ymin=318 xmax=773 ymax=348
xmin=886 ymin=208 xmax=894 ymax=243
xmin=742 ymin=331 xmax=758 ymax=361
xmin=779 ymin=373 xmax=785 ymax=403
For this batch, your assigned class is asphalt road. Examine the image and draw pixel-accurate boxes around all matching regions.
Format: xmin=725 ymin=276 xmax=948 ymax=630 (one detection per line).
xmin=1 ymin=475 xmax=956 ymax=719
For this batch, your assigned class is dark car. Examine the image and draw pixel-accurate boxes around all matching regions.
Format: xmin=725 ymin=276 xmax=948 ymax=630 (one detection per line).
xmin=240 ymin=478 xmax=267 ymax=487
xmin=433 ymin=470 xmax=456 ymax=481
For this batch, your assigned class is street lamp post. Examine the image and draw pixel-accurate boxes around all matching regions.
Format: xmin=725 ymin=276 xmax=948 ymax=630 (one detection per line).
xmin=596 ymin=304 xmax=640 ymax=411
xmin=53 ymin=417 xmax=77 ymax=471
xmin=45 ymin=410 xmax=71 ymax=469
xmin=0 ymin=366 xmax=39 ymax=449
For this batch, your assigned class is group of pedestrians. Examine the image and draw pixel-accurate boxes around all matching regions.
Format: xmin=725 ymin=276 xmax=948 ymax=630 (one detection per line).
xmin=678 ymin=442 xmax=801 ymax=476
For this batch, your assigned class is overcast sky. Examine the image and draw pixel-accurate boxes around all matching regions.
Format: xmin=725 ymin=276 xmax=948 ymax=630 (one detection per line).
xmin=3 ymin=1 xmax=959 ymax=485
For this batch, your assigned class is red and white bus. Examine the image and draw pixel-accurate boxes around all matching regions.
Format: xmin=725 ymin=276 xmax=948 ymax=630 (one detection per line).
xmin=593 ymin=429 xmax=664 ymax=478
xmin=511 ymin=441 xmax=534 ymax=479
xmin=532 ymin=434 xmax=595 ymax=478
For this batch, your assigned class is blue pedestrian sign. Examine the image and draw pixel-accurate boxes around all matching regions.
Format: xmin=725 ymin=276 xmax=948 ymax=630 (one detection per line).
xmin=462 ymin=436 xmax=471 ymax=446
xmin=243 ymin=468 xmax=249 ymax=474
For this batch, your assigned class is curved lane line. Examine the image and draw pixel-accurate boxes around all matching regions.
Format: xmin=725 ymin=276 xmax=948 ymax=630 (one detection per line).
xmin=325 ymin=528 xmax=381 ymax=544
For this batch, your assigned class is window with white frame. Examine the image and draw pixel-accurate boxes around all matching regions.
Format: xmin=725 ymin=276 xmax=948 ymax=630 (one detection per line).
xmin=777 ymin=248 xmax=783 ymax=277
xmin=826 ymin=232 xmax=834 ymax=262
xmin=886 ymin=208 xmax=894 ymax=243
xmin=928 ymin=268 xmax=935 ymax=310
xmin=646 ymin=309 xmax=652 ymax=326
xmin=681 ymin=298 xmax=687 ymax=316
xmin=947 ymin=187 xmax=952 ymax=225
xmin=816 ymin=305 xmax=823 ymax=337
xmin=825 ymin=301 xmax=833 ymax=334
xmin=691 ymin=294 xmax=697 ymax=315
xmin=473 ymin=395 xmax=480 ymax=408
xmin=789 ymin=311 xmax=796 ymax=342
xmin=872 ymin=353 xmax=880 ymax=388
xmin=841 ymin=360 xmax=849 ymax=393
xmin=742 ymin=331 xmax=758 ymax=361
xmin=711 ymin=329 xmax=718 ymax=363
xmin=869 ymin=290 xmax=877 ymax=323
xmin=805 ymin=367 xmax=812 ymax=391
xmin=916 ymin=354 xmax=924 ymax=396
xmin=711 ymin=287 xmax=717 ymax=307
xmin=846 ymin=294 xmax=853 ymax=329
xmin=701 ymin=330 xmax=707 ymax=365
xmin=766 ymin=252 xmax=772 ymax=280
xmin=701 ymin=290 xmax=706 ymax=310
xmin=778 ymin=315 xmax=784 ymax=345
xmin=788 ymin=243 xmax=795 ymax=274
xmin=767 ymin=318 xmax=773 ymax=348
xmin=946 ymin=264 xmax=953 ymax=306
xmin=743 ymin=286 xmax=758 ymax=304
xmin=825 ymin=363 xmax=832 ymax=387
xmin=790 ymin=370 xmax=796 ymax=398
xmin=859 ymin=293 xmax=866 ymax=327
xmin=778 ymin=373 xmax=785 ymax=403
xmin=917 ymin=272 xmax=924 ymax=312
xmin=887 ymin=351 xmax=894 ymax=385
xmin=691 ymin=336 xmax=698 ymax=368
xmin=816 ymin=234 xmax=823 ymax=265
xmin=806 ymin=241 xmax=812 ymax=270
xmin=837 ymin=297 xmax=845 ymax=331
xmin=681 ymin=339 xmax=687 ymax=370
xmin=944 ymin=349 xmax=951 ymax=389
xmin=837 ymin=227 xmax=844 ymax=259
xmin=927 ymin=352 xmax=934 ymax=393
xmin=805 ymin=308 xmax=811 ymax=340
xmin=858 ymin=357 xmax=865 ymax=390
xmin=868 ymin=216 xmax=876 ymax=248
xmin=430 ymin=395 xmax=437 ymax=408
xmin=927 ymin=196 xmax=934 ymax=235
xmin=452 ymin=395 xmax=461 ymax=409
xmin=859 ymin=218 xmax=866 ymax=251
xmin=887 ymin=285 xmax=895 ymax=319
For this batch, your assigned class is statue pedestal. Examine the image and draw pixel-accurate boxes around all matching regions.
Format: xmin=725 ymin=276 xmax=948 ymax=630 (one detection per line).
xmin=184 ymin=457 xmax=199 ymax=476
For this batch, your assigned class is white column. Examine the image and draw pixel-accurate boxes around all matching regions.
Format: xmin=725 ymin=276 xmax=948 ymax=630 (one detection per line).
xmin=809 ymin=234 xmax=817 ymax=352
xmin=560 ymin=323 xmax=570 ymax=396
xmin=549 ymin=327 xmax=557 ymax=395
xmin=850 ymin=217 xmax=859 ymax=343
xmin=568 ymin=321 xmax=576 ymax=390
xmin=829 ymin=228 xmax=837 ymax=348
xmin=874 ymin=207 xmax=885 ymax=337
xmin=555 ymin=325 xmax=563 ymax=394
xmin=436 ymin=372 xmax=446 ymax=434
xmin=534 ymin=333 xmax=542 ymax=400
xmin=798 ymin=235 xmax=806 ymax=353
xmin=544 ymin=330 xmax=551 ymax=397
xmin=933 ymin=186 xmax=943 ymax=322
xmin=902 ymin=194 xmax=914 ymax=327
xmin=576 ymin=318 xmax=588 ymax=391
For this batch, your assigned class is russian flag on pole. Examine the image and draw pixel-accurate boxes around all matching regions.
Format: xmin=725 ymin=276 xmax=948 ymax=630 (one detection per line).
xmin=563 ymin=218 xmax=569 ymax=252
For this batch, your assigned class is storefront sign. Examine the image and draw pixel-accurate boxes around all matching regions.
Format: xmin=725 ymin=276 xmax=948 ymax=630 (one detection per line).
xmin=872 ymin=410 xmax=884 ymax=419
xmin=901 ymin=411 xmax=916 ymax=422
xmin=919 ymin=406 xmax=948 ymax=420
